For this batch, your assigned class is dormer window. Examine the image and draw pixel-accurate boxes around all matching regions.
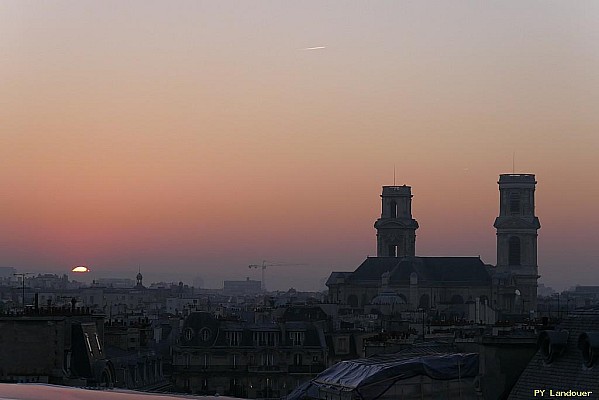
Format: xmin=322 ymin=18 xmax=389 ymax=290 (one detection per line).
xmin=200 ymin=328 xmax=211 ymax=342
xmin=184 ymin=328 xmax=194 ymax=341
xmin=578 ymin=332 xmax=599 ymax=367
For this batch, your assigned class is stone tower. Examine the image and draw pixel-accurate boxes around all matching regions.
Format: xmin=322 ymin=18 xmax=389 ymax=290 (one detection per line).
xmin=374 ymin=185 xmax=419 ymax=257
xmin=493 ymin=174 xmax=541 ymax=313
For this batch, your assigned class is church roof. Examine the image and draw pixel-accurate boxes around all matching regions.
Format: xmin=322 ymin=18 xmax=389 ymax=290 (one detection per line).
xmin=325 ymin=272 xmax=353 ymax=286
xmin=389 ymin=257 xmax=491 ymax=284
xmin=349 ymin=257 xmax=402 ymax=282
xmin=346 ymin=256 xmax=491 ymax=285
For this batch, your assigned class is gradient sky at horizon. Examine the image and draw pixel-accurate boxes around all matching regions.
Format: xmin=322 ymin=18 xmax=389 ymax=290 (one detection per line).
xmin=2 ymin=1 xmax=599 ymax=290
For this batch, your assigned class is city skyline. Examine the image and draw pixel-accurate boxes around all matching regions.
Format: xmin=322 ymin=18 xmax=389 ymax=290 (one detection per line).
xmin=2 ymin=1 xmax=599 ymax=291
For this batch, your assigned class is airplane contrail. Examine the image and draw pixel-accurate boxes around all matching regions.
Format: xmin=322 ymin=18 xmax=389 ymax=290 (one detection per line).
xmin=302 ymin=46 xmax=326 ymax=50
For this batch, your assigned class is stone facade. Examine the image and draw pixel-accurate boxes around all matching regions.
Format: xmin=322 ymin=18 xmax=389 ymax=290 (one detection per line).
xmin=171 ymin=312 xmax=328 ymax=397
xmin=493 ymin=174 xmax=540 ymax=314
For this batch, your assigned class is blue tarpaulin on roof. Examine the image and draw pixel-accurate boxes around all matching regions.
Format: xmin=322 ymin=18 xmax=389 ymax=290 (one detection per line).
xmin=285 ymin=352 xmax=479 ymax=400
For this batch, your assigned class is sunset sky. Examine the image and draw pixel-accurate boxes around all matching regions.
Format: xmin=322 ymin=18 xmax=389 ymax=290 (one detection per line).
xmin=2 ymin=1 xmax=599 ymax=290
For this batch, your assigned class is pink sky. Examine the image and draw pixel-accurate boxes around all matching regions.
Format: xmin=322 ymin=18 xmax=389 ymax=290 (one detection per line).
xmin=2 ymin=1 xmax=599 ymax=290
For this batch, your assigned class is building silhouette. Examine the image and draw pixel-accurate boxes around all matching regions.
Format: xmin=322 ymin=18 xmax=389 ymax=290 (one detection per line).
xmin=327 ymin=174 xmax=540 ymax=318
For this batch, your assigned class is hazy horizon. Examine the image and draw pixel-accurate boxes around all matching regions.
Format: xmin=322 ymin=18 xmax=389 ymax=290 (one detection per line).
xmin=2 ymin=1 xmax=599 ymax=291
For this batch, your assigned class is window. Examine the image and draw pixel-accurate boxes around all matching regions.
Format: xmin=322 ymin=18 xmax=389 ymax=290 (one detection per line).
xmin=390 ymin=201 xmax=397 ymax=218
xmin=253 ymin=331 xmax=278 ymax=346
xmin=202 ymin=353 xmax=209 ymax=369
xmin=293 ymin=353 xmax=303 ymax=366
xmin=509 ymin=236 xmax=521 ymax=266
xmin=226 ymin=331 xmax=242 ymax=346
xmin=261 ymin=352 xmax=274 ymax=366
xmin=83 ymin=333 xmax=93 ymax=353
xmin=94 ymin=333 xmax=103 ymax=355
xmin=509 ymin=192 xmax=521 ymax=215
xmin=289 ymin=331 xmax=305 ymax=346
xmin=200 ymin=328 xmax=211 ymax=342
xmin=388 ymin=245 xmax=397 ymax=257
xmin=184 ymin=328 xmax=194 ymax=341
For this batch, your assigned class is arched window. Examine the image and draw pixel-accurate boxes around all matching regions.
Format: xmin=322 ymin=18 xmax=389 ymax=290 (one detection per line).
xmin=390 ymin=201 xmax=397 ymax=218
xmin=200 ymin=328 xmax=211 ymax=342
xmin=184 ymin=328 xmax=194 ymax=341
xmin=410 ymin=272 xmax=418 ymax=285
xmin=509 ymin=192 xmax=521 ymax=215
xmin=509 ymin=236 xmax=521 ymax=265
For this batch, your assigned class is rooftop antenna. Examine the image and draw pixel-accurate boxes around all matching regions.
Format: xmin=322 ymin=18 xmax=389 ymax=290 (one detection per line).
xmin=393 ymin=164 xmax=396 ymax=185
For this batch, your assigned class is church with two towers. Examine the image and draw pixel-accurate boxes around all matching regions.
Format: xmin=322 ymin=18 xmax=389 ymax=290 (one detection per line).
xmin=326 ymin=174 xmax=540 ymax=318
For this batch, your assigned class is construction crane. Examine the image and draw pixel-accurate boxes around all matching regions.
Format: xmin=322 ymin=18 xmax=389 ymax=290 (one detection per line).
xmin=248 ymin=261 xmax=307 ymax=291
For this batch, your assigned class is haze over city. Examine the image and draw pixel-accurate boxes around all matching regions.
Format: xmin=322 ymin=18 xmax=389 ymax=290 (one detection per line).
xmin=2 ymin=1 xmax=599 ymax=291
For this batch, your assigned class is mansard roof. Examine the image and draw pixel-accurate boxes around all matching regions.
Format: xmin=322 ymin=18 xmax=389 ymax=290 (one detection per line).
xmin=508 ymin=309 xmax=599 ymax=399
xmin=347 ymin=256 xmax=491 ymax=285
xmin=179 ymin=311 xmax=327 ymax=348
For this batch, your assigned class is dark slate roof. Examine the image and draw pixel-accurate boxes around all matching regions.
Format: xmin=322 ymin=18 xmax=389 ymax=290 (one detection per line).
xmin=179 ymin=312 xmax=327 ymax=348
xmin=326 ymin=272 xmax=353 ymax=286
xmin=349 ymin=257 xmax=402 ymax=282
xmin=508 ymin=309 xmax=599 ymax=400
xmin=282 ymin=306 xmax=329 ymax=322
xmin=389 ymin=257 xmax=491 ymax=284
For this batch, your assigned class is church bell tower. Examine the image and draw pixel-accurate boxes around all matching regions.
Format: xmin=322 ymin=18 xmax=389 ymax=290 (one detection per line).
xmin=374 ymin=185 xmax=419 ymax=257
xmin=493 ymin=174 xmax=540 ymax=313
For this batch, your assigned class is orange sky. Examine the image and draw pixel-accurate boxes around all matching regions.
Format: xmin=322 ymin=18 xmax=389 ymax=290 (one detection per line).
xmin=2 ymin=1 xmax=599 ymax=290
